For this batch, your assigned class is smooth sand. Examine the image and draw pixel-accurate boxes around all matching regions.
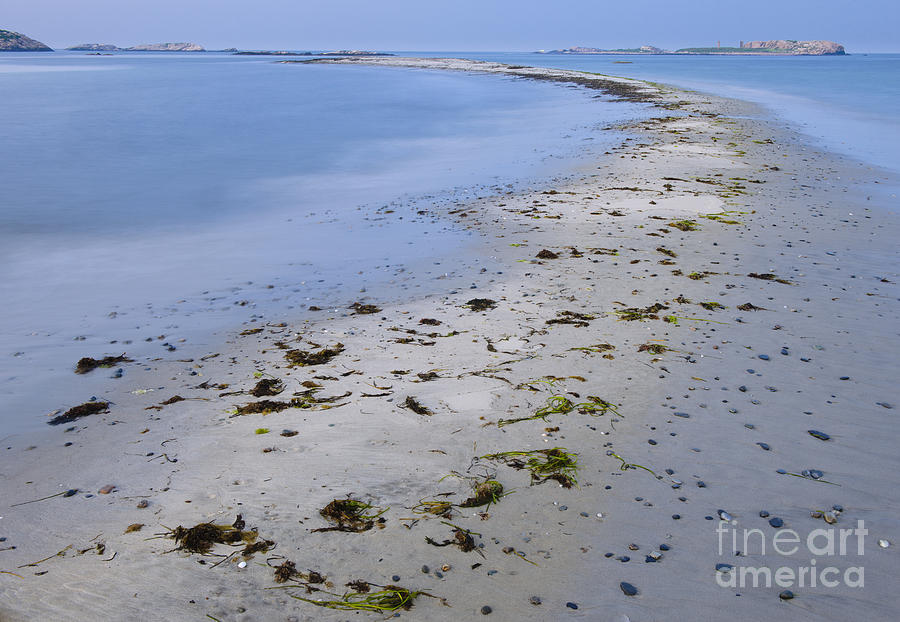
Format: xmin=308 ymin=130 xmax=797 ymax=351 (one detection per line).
xmin=1 ymin=59 xmax=898 ymax=621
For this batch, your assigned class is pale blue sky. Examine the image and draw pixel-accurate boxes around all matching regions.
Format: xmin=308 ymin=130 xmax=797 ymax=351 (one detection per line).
xmin=4 ymin=0 xmax=897 ymax=52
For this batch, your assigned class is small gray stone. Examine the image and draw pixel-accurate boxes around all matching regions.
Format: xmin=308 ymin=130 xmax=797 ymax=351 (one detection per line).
xmin=620 ymin=582 xmax=638 ymax=596
xmin=808 ymin=430 xmax=830 ymax=441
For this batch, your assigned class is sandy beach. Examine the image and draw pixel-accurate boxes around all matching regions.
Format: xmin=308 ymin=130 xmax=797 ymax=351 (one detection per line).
xmin=1 ymin=58 xmax=898 ymax=621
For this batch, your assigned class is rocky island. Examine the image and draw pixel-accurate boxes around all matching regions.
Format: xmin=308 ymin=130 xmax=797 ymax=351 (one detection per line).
xmin=0 ymin=28 xmax=52 ymax=51
xmin=540 ymin=40 xmax=846 ymax=55
xmin=67 ymin=42 xmax=205 ymax=52
xmin=66 ymin=43 xmax=120 ymax=51
xmin=234 ymin=49 xmax=394 ymax=56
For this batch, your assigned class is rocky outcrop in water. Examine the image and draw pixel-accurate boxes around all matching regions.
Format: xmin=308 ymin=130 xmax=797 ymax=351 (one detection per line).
xmin=539 ymin=40 xmax=846 ymax=56
xmin=741 ymin=40 xmax=845 ymax=55
xmin=126 ymin=42 xmax=205 ymax=52
xmin=0 ymin=29 xmax=52 ymax=51
xmin=540 ymin=45 xmax=665 ymax=55
xmin=67 ymin=43 xmax=119 ymax=51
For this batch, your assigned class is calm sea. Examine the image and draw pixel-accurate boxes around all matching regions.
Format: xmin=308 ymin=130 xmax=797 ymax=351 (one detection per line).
xmin=438 ymin=51 xmax=900 ymax=175
xmin=0 ymin=52 xmax=644 ymax=431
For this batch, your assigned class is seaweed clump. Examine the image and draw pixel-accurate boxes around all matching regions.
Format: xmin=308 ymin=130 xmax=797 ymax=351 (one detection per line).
xmin=459 ymin=480 xmax=505 ymax=508
xmin=75 ymin=354 xmax=131 ymax=374
xmin=350 ymin=302 xmax=381 ymax=315
xmin=498 ymin=394 xmax=619 ymax=427
xmin=274 ymin=560 xmax=299 ymax=583
xmin=464 ymin=298 xmax=497 ymax=311
xmin=698 ymin=301 xmax=726 ymax=311
xmin=235 ymin=389 xmax=351 ymax=415
xmin=637 ymin=343 xmax=669 ymax=354
xmin=402 ymin=396 xmax=433 ymax=415
xmin=737 ymin=302 xmax=767 ymax=311
xmin=313 ymin=498 xmax=387 ymax=533
xmin=535 ymin=249 xmax=559 ymax=259
xmin=284 ymin=343 xmax=344 ymax=366
xmin=272 ymin=559 xmax=327 ymax=585
xmin=482 ymin=448 xmax=578 ymax=488
xmin=655 ymin=246 xmax=677 ymax=258
xmin=169 ymin=515 xmax=267 ymax=554
xmin=287 ymin=585 xmax=426 ymax=612
xmin=426 ymin=523 xmax=479 ymax=552
xmin=668 ymin=220 xmax=700 ymax=231
xmin=546 ymin=310 xmax=595 ymax=327
xmin=412 ymin=497 xmax=454 ymax=517
xmin=251 ymin=378 xmax=284 ymax=397
xmin=614 ymin=302 xmax=669 ymax=321
xmin=48 ymin=401 xmax=110 ymax=426
xmin=747 ymin=272 xmax=793 ymax=285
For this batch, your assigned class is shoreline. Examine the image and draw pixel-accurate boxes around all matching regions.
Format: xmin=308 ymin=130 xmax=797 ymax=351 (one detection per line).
xmin=1 ymin=59 xmax=898 ymax=621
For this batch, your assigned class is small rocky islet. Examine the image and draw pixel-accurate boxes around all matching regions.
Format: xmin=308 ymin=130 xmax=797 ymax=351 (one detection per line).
xmin=0 ymin=29 xmax=53 ymax=51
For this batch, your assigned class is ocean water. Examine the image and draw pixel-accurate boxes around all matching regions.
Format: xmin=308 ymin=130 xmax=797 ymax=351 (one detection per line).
xmin=0 ymin=52 xmax=646 ymax=431
xmin=427 ymin=51 xmax=900 ymax=176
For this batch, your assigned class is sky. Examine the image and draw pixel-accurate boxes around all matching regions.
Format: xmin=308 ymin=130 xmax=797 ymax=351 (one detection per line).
xmin=3 ymin=0 xmax=898 ymax=53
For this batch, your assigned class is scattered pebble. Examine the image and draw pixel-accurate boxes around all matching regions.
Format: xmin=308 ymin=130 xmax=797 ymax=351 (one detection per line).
xmin=620 ymin=582 xmax=638 ymax=596
xmin=529 ymin=596 xmax=542 ymax=606
xmin=808 ymin=430 xmax=830 ymax=441
xmin=566 ymin=602 xmax=579 ymax=609
xmin=769 ymin=517 xmax=784 ymax=528
xmin=481 ymin=605 xmax=492 ymax=615
xmin=779 ymin=590 xmax=794 ymax=600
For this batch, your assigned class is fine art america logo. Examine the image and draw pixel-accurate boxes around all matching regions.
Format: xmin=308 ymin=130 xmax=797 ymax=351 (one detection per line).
xmin=715 ymin=516 xmax=866 ymax=588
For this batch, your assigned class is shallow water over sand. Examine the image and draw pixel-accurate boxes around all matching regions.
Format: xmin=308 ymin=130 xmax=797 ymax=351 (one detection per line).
xmin=0 ymin=52 xmax=646 ymax=431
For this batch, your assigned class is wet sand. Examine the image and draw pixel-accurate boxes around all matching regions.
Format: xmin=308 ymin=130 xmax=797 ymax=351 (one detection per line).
xmin=1 ymin=59 xmax=898 ymax=621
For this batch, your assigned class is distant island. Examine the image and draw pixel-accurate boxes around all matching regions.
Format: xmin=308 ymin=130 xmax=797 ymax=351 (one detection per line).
xmin=67 ymin=42 xmax=205 ymax=52
xmin=539 ymin=40 xmax=846 ymax=56
xmin=234 ymin=50 xmax=394 ymax=57
xmin=0 ymin=29 xmax=52 ymax=51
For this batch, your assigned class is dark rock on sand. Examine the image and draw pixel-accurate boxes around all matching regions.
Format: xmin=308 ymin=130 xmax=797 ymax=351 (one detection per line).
xmin=620 ymin=582 xmax=639 ymax=596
